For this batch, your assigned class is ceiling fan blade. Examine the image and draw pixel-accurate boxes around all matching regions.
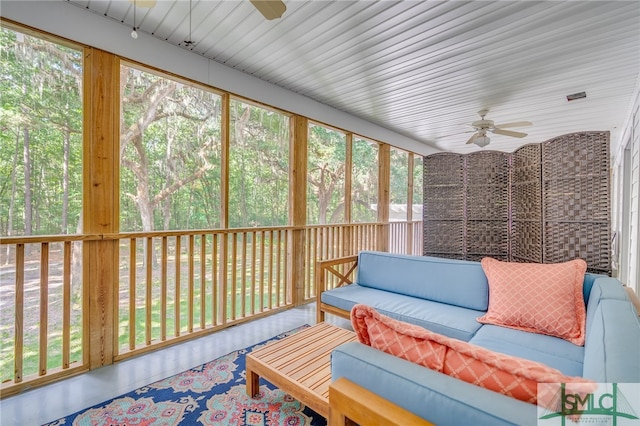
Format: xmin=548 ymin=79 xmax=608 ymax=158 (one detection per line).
xmin=492 ymin=129 xmax=528 ymax=138
xmin=495 ymin=121 xmax=532 ymax=129
xmin=466 ymin=133 xmax=479 ymax=144
xmin=129 ymin=0 xmax=157 ymax=8
xmin=250 ymin=0 xmax=287 ymax=20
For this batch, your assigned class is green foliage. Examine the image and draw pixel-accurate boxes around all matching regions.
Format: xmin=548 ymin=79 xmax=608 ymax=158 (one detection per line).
xmin=0 ymin=28 xmax=415 ymax=235
xmin=228 ymin=100 xmax=290 ymax=227
xmin=390 ymin=147 xmax=409 ymax=205
xmin=307 ymin=124 xmax=346 ymax=224
xmin=0 ymin=28 xmax=83 ymax=236
xmin=119 ymin=66 xmax=223 ymax=231
xmin=351 ymin=138 xmax=378 ymax=222
xmin=413 ymin=155 xmax=423 ymax=205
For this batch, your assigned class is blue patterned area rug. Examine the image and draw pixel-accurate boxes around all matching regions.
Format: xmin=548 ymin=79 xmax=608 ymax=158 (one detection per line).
xmin=43 ymin=325 xmax=326 ymax=426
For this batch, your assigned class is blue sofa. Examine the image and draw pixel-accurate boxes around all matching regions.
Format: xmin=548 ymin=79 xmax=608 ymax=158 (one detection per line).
xmin=318 ymin=251 xmax=640 ymax=426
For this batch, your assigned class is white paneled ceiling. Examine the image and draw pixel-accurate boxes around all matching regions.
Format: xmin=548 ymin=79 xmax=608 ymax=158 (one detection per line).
xmin=67 ymin=0 xmax=640 ymax=154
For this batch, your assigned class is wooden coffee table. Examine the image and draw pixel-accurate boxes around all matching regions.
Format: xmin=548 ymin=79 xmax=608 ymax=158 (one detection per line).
xmin=246 ymin=322 xmax=357 ymax=418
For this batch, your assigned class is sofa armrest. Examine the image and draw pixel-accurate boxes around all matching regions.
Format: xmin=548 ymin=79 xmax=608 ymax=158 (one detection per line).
xmin=331 ymin=342 xmax=538 ymax=426
xmin=329 ymin=377 xmax=434 ymax=426
xmin=583 ymin=298 xmax=640 ymax=382
xmin=316 ymin=255 xmax=358 ymax=323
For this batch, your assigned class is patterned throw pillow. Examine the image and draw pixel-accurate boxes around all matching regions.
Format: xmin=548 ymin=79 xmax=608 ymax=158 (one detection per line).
xmin=351 ymin=304 xmax=594 ymax=405
xmin=477 ymin=257 xmax=588 ymax=346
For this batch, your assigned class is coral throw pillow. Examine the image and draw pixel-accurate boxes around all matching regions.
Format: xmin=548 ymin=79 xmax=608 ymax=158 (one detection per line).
xmin=478 ymin=257 xmax=588 ymax=346
xmin=351 ymin=304 xmax=594 ymax=405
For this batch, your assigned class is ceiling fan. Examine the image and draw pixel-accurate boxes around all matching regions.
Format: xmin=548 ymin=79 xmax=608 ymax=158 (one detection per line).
xmin=130 ymin=0 xmax=287 ymax=20
xmin=466 ymin=109 xmax=532 ymax=147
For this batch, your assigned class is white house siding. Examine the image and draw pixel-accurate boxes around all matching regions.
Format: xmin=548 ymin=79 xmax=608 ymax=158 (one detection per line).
xmin=612 ymin=78 xmax=640 ymax=294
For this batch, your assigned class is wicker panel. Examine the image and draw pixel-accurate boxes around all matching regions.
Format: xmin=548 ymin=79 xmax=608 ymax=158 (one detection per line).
xmin=512 ymin=181 xmax=541 ymax=221
xmin=511 ymin=221 xmax=542 ymax=263
xmin=512 ymin=144 xmax=541 ymax=183
xmin=467 ymin=253 xmax=509 ymax=262
xmin=542 ymin=131 xmax=611 ymax=274
xmin=423 ymin=220 xmax=464 ymax=255
xmin=466 ymin=151 xmax=510 ymax=222
xmin=543 ymin=222 xmax=610 ymax=274
xmin=543 ymin=177 xmax=610 ymax=221
xmin=423 ymin=185 xmax=464 ymax=220
xmin=423 ymin=153 xmax=463 ymax=185
xmin=512 ymin=144 xmax=542 ymax=241
xmin=466 ymin=185 xmax=509 ymax=220
xmin=466 ymin=151 xmax=510 ymax=184
xmin=466 ymin=220 xmax=509 ymax=259
xmin=422 ymin=132 xmax=609 ymax=272
xmin=425 ymin=253 xmax=467 ymax=261
xmin=542 ymin=132 xmax=609 ymax=178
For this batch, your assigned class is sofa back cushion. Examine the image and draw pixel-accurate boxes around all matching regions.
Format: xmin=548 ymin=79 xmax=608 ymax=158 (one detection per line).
xmin=585 ymin=276 xmax=629 ymax=334
xmin=356 ymin=251 xmax=489 ymax=311
xmin=582 ymin=273 xmax=600 ymax=306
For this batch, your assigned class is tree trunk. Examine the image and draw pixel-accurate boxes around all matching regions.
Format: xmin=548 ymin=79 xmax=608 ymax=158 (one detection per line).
xmin=62 ymin=128 xmax=70 ymax=234
xmin=138 ymin=177 xmax=154 ymax=233
xmin=71 ymin=209 xmax=83 ymax=301
xmin=4 ymin=131 xmax=21 ymax=265
xmin=317 ymin=167 xmax=329 ymax=224
xmin=236 ymin=107 xmax=251 ymax=225
xmin=23 ymin=127 xmax=33 ymax=238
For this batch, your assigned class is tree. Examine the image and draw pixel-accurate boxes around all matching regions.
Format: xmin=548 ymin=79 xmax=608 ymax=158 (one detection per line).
xmin=0 ymin=28 xmax=82 ymax=240
xmin=307 ymin=124 xmax=346 ymax=224
xmin=351 ymin=138 xmax=379 ymax=222
xmin=119 ymin=66 xmax=222 ymax=232
xmin=229 ymin=100 xmax=290 ymax=228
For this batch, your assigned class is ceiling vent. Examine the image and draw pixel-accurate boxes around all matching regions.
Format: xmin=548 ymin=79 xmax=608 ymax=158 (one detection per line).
xmin=567 ymin=91 xmax=587 ymax=101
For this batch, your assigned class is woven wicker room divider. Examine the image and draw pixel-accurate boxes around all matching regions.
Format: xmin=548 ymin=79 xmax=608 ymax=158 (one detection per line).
xmin=422 ymin=131 xmax=611 ymax=275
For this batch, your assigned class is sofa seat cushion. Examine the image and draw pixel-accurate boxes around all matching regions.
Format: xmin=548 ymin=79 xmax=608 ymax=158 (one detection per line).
xmin=469 ymin=325 xmax=584 ymax=377
xmin=322 ymin=284 xmax=483 ymax=341
xmin=351 ymin=304 xmax=594 ymax=405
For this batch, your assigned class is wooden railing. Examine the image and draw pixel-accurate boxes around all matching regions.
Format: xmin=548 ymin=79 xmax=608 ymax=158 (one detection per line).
xmin=0 ymin=234 xmax=98 ymax=396
xmin=0 ymin=221 xmax=421 ymax=397
xmin=110 ymin=227 xmax=294 ymax=360
xmin=304 ymin=223 xmax=380 ymax=300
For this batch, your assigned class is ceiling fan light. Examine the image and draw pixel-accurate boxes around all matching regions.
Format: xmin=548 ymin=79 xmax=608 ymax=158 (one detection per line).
xmin=474 ymin=135 xmax=490 ymax=147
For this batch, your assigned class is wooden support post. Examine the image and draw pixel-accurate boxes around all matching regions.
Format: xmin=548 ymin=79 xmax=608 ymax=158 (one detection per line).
xmin=344 ymin=133 xmax=353 ymax=256
xmin=289 ymin=115 xmax=308 ymax=306
xmin=377 ymin=143 xmax=390 ymax=252
xmin=83 ymin=47 xmax=119 ymax=369
xmin=219 ymin=93 xmax=230 ymax=324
